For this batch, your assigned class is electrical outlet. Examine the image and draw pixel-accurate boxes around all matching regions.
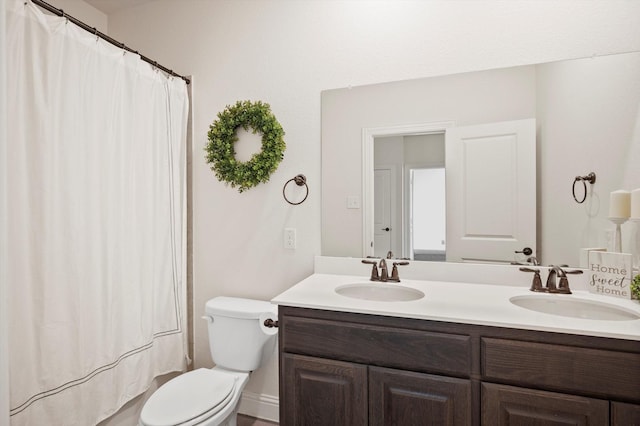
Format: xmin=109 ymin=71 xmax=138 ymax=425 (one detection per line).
xmin=284 ymin=228 xmax=296 ymax=249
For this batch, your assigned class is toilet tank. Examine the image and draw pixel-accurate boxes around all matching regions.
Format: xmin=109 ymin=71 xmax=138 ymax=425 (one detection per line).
xmin=204 ymin=297 xmax=278 ymax=372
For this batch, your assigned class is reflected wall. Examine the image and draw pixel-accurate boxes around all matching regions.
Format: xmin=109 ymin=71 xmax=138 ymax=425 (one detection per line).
xmin=322 ymin=52 xmax=640 ymax=266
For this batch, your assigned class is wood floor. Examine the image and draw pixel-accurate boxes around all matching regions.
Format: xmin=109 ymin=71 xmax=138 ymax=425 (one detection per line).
xmin=237 ymin=414 xmax=278 ymax=426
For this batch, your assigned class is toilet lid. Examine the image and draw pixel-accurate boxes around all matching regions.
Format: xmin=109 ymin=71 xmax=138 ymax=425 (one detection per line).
xmin=140 ymin=368 xmax=236 ymax=426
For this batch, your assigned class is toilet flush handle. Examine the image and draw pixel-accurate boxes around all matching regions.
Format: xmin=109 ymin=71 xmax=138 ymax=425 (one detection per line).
xmin=201 ymin=315 xmax=213 ymax=323
xmin=263 ymin=318 xmax=278 ymax=328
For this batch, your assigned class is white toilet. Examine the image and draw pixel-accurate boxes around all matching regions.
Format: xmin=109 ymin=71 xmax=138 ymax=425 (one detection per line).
xmin=139 ymin=297 xmax=278 ymax=426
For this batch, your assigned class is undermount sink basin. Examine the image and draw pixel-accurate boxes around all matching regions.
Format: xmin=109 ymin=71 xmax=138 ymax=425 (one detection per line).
xmin=335 ymin=283 xmax=425 ymax=302
xmin=510 ymin=295 xmax=640 ymax=321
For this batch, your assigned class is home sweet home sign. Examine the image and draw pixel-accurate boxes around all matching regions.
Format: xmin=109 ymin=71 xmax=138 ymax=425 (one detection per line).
xmin=588 ymin=251 xmax=633 ymax=299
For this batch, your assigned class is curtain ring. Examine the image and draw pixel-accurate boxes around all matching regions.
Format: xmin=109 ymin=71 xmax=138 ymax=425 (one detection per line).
xmin=283 ymin=174 xmax=309 ymax=205
xmin=572 ymin=172 xmax=596 ymax=204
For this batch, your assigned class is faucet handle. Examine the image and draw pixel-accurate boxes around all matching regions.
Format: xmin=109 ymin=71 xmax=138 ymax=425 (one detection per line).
xmin=557 ymin=268 xmax=582 ymax=294
xmin=519 ymin=267 xmax=544 ymax=292
xmin=389 ymin=261 xmax=409 ymax=282
xmin=557 ymin=276 xmax=571 ymax=294
xmin=361 ymin=259 xmax=379 ymax=281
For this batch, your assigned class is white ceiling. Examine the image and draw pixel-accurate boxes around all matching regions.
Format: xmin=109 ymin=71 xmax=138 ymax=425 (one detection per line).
xmin=84 ymin=0 xmax=157 ymax=15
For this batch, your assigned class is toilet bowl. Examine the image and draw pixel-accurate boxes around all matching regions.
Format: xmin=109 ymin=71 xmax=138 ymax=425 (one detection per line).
xmin=139 ymin=368 xmax=248 ymax=426
xmin=139 ymin=297 xmax=278 ymax=426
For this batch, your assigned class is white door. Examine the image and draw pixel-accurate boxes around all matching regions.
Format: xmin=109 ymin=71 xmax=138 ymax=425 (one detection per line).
xmin=445 ymin=119 xmax=536 ymax=263
xmin=374 ymin=168 xmax=392 ymax=258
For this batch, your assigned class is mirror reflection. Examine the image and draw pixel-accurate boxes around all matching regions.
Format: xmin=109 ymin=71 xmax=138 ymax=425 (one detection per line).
xmin=321 ymin=51 xmax=640 ymax=267
xmin=367 ymin=118 xmax=536 ymax=264
xmin=373 ymin=133 xmax=447 ymax=261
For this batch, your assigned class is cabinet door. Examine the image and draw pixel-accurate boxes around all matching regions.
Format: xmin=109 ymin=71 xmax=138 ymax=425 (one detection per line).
xmin=611 ymin=401 xmax=640 ymax=425
xmin=482 ymin=383 xmax=608 ymax=425
xmin=281 ymin=353 xmax=367 ymax=426
xmin=369 ymin=366 xmax=472 ymax=426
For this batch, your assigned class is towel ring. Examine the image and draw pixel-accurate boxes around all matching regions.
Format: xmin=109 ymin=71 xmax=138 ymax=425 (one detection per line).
xmin=572 ymin=172 xmax=596 ymax=204
xmin=283 ymin=174 xmax=309 ymax=205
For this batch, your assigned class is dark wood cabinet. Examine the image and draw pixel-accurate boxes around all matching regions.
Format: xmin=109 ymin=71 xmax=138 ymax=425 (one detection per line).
xmin=611 ymin=401 xmax=640 ymax=425
xmin=281 ymin=353 xmax=367 ymax=426
xmin=482 ymin=382 xmax=608 ymax=425
xmin=278 ymin=306 xmax=640 ymax=426
xmin=280 ymin=354 xmax=473 ymax=426
xmin=369 ymin=366 xmax=471 ymax=426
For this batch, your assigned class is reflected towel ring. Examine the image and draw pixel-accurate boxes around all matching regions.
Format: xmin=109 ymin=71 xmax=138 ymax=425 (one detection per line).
xmin=283 ymin=174 xmax=309 ymax=205
xmin=572 ymin=172 xmax=596 ymax=204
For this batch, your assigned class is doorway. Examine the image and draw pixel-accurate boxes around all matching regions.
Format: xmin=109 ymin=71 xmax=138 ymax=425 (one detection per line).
xmin=373 ymin=129 xmax=446 ymax=260
xmin=407 ymin=167 xmax=446 ymax=261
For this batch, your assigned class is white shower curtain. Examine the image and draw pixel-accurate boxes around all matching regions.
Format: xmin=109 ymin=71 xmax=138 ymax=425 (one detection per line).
xmin=1 ymin=0 xmax=10 ymax=424
xmin=5 ymin=1 xmax=189 ymax=424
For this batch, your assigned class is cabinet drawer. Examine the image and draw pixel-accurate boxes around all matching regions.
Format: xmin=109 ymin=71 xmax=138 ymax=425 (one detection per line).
xmin=282 ymin=315 xmax=471 ymax=376
xmin=611 ymin=401 xmax=640 ymax=425
xmin=482 ymin=382 xmax=608 ymax=425
xmin=481 ymin=337 xmax=640 ymax=401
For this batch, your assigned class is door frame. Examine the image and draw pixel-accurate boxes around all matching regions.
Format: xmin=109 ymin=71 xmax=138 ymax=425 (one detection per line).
xmin=362 ymin=121 xmax=454 ymax=257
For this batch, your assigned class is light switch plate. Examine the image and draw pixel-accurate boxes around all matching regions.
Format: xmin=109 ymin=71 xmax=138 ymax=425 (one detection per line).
xmin=347 ymin=196 xmax=360 ymax=209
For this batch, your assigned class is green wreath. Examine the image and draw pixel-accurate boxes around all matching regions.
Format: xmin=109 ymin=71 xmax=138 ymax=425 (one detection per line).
xmin=205 ymin=100 xmax=285 ymax=193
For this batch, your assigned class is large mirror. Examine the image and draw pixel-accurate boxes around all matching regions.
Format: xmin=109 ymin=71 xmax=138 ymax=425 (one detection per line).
xmin=321 ymin=51 xmax=640 ymax=267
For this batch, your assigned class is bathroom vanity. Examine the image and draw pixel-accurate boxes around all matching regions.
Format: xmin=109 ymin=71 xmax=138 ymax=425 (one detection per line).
xmin=273 ymin=261 xmax=640 ymax=426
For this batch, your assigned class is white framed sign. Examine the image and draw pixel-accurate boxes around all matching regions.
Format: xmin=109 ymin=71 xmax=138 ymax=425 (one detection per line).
xmin=588 ymin=251 xmax=633 ymax=299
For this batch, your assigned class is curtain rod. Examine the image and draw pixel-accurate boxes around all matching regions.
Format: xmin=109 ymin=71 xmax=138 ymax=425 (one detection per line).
xmin=29 ymin=0 xmax=191 ymax=84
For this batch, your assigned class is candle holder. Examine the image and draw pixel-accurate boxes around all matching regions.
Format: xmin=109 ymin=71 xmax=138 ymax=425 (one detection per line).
xmin=608 ymin=217 xmax=628 ymax=253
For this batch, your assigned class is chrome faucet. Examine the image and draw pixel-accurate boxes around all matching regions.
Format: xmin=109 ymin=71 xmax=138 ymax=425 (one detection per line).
xmin=362 ymin=258 xmax=409 ymax=282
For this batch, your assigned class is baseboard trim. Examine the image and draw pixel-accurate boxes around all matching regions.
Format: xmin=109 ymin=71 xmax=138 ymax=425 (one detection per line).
xmin=237 ymin=391 xmax=279 ymax=423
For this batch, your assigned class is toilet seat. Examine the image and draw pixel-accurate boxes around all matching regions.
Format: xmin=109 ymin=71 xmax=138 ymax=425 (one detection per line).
xmin=140 ymin=368 xmax=237 ymax=426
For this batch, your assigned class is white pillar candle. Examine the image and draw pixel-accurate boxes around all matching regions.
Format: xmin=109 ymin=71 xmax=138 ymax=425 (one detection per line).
xmin=631 ymin=188 xmax=640 ymax=219
xmin=609 ymin=189 xmax=630 ymax=218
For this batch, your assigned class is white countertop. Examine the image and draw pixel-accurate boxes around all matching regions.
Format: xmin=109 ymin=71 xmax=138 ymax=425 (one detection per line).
xmin=272 ymin=272 xmax=640 ymax=341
